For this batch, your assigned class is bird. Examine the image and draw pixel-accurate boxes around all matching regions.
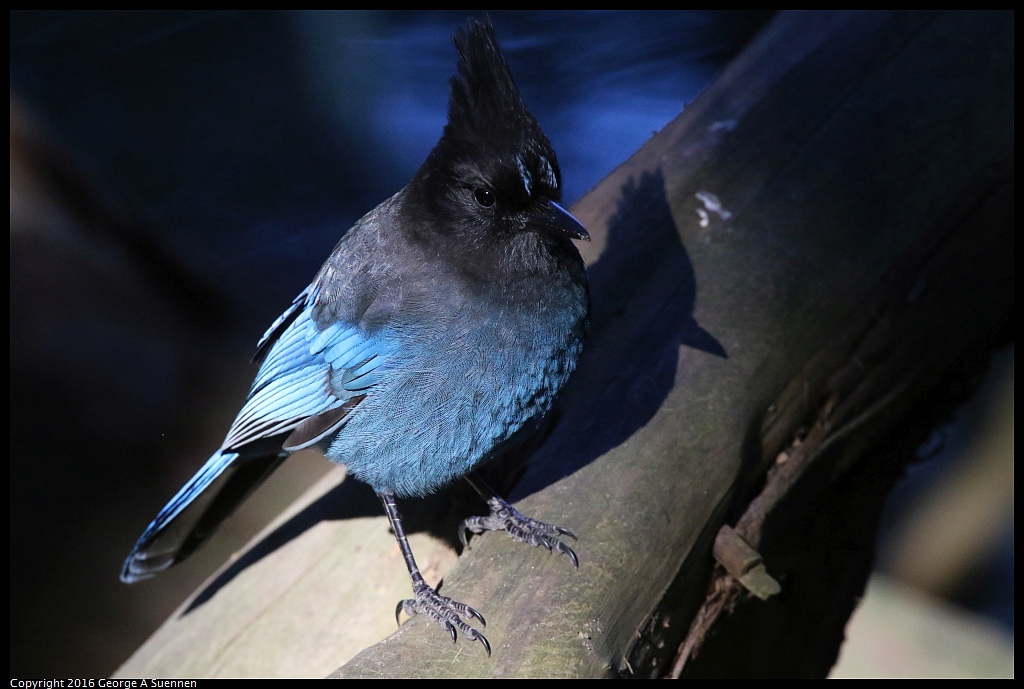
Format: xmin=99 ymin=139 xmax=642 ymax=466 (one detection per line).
xmin=120 ymin=18 xmax=590 ymax=656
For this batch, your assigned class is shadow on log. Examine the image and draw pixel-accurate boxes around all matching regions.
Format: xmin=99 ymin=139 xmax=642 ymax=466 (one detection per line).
xmin=116 ymin=10 xmax=1013 ymax=678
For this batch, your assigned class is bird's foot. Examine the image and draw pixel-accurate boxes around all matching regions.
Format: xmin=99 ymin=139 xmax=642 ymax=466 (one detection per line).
xmin=398 ymin=579 xmax=490 ymax=656
xmin=459 ymin=497 xmax=579 ymax=568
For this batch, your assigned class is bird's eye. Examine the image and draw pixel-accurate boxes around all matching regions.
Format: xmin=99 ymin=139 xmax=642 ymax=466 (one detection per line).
xmin=473 ymin=188 xmax=495 ymax=208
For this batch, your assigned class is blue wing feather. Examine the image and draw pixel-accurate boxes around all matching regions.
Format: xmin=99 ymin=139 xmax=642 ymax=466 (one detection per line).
xmin=222 ymin=285 xmax=391 ymax=451
xmin=252 ymin=284 xmax=315 ymax=366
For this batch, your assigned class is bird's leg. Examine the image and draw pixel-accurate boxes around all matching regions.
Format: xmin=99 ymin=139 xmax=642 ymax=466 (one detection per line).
xmin=378 ymin=491 xmax=490 ymax=655
xmin=460 ymin=473 xmax=579 ymax=568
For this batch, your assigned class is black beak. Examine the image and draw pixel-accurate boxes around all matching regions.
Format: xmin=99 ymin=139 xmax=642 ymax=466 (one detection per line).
xmin=533 ymin=201 xmax=590 ymax=242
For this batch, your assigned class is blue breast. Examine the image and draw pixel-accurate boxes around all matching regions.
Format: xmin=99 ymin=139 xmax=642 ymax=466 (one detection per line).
xmin=326 ymin=293 xmax=586 ymax=497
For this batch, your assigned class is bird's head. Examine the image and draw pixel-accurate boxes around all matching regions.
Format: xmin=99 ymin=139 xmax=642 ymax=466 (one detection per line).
xmin=406 ymin=19 xmax=589 ymax=247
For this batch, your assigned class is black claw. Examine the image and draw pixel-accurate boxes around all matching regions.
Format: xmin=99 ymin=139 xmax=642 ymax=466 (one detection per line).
xmin=395 ymin=600 xmax=405 ymax=627
xmin=461 ymin=495 xmax=580 ymax=570
xmin=555 ymin=526 xmax=578 ymax=540
xmin=469 ymin=629 xmax=492 ymax=656
xmin=398 ymin=581 xmax=488 ymax=652
xmin=465 ymin=605 xmax=486 ymax=626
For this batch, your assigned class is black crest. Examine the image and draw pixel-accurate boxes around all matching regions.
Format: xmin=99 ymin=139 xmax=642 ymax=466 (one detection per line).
xmin=438 ymin=20 xmax=556 ymax=178
xmin=448 ymin=21 xmax=527 ymax=135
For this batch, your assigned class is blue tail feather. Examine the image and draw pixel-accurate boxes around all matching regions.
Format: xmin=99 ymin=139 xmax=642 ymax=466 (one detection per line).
xmin=120 ymin=448 xmax=286 ymax=583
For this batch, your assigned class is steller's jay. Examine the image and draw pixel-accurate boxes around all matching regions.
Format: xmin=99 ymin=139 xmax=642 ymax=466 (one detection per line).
xmin=120 ymin=18 xmax=589 ymax=655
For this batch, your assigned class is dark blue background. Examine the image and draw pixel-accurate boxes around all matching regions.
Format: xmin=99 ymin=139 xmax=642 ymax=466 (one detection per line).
xmin=11 ymin=10 xmax=772 ymax=333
